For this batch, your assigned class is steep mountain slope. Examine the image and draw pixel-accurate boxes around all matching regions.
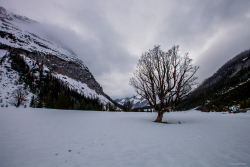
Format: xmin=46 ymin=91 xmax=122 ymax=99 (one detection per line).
xmin=0 ymin=6 xmax=83 ymax=67
xmin=174 ymin=49 xmax=250 ymax=111
xmin=115 ymin=95 xmax=148 ymax=109
xmin=0 ymin=6 xmax=115 ymax=108
xmin=196 ymin=49 xmax=250 ymax=92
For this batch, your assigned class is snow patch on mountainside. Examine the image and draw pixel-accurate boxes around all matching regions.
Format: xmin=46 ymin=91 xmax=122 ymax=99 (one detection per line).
xmin=0 ymin=49 xmax=7 ymax=58
xmin=0 ymin=51 xmax=34 ymax=107
xmin=115 ymin=95 xmax=148 ymax=108
xmin=0 ymin=6 xmax=36 ymax=23
xmin=53 ymin=73 xmax=111 ymax=105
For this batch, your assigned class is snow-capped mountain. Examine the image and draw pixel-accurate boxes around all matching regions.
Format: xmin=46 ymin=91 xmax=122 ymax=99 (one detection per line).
xmin=0 ymin=6 xmax=86 ymax=69
xmin=115 ymin=95 xmax=148 ymax=109
xmin=0 ymin=6 xmax=114 ymax=108
xmin=0 ymin=6 xmax=36 ymax=23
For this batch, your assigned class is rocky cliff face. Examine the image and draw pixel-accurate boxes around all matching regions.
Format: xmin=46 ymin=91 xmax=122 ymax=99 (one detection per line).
xmin=0 ymin=46 xmax=104 ymax=95
xmin=0 ymin=6 xmax=113 ymax=103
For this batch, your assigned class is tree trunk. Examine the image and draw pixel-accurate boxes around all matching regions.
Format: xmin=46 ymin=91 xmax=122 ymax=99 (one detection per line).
xmin=154 ymin=110 xmax=163 ymax=122
xmin=16 ymin=99 xmax=21 ymax=108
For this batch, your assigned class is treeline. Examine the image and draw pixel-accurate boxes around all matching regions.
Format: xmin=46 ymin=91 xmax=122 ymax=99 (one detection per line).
xmin=122 ymin=101 xmax=154 ymax=112
xmin=122 ymin=101 xmax=132 ymax=111
xmin=9 ymin=50 xmax=115 ymax=111
xmin=197 ymin=80 xmax=250 ymax=112
xmin=122 ymin=101 xmax=141 ymax=112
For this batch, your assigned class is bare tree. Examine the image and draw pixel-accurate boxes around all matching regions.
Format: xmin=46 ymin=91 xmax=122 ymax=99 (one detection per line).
xmin=130 ymin=45 xmax=199 ymax=122
xmin=9 ymin=86 xmax=28 ymax=108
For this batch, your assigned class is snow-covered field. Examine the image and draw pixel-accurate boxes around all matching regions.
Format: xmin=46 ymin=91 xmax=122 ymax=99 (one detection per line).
xmin=0 ymin=108 xmax=249 ymax=167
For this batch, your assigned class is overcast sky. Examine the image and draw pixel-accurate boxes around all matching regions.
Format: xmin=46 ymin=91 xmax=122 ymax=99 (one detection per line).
xmin=2 ymin=0 xmax=250 ymax=99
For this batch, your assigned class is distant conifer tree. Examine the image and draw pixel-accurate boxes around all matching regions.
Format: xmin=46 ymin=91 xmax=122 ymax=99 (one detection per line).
xmin=36 ymin=100 xmax=43 ymax=108
xmin=87 ymin=102 xmax=93 ymax=110
xmin=79 ymin=99 xmax=86 ymax=110
xmin=45 ymin=92 xmax=52 ymax=108
xmin=55 ymin=90 xmax=68 ymax=109
xmin=30 ymin=95 xmax=35 ymax=108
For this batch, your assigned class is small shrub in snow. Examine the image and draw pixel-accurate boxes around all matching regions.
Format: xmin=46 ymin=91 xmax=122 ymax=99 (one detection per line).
xmin=29 ymin=95 xmax=36 ymax=108
xmin=14 ymin=80 xmax=18 ymax=85
xmin=9 ymin=86 xmax=28 ymax=108
xmin=36 ymin=100 xmax=43 ymax=108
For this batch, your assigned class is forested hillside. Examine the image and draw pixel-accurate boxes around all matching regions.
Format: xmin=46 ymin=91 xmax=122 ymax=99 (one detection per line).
xmin=174 ymin=49 xmax=250 ymax=111
xmin=0 ymin=48 xmax=118 ymax=110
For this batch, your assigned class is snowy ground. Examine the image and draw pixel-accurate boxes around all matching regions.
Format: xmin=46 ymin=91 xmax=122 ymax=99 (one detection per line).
xmin=0 ymin=108 xmax=250 ymax=167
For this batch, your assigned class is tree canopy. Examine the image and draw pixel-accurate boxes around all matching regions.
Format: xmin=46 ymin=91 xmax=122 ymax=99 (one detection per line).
xmin=130 ymin=45 xmax=199 ymax=122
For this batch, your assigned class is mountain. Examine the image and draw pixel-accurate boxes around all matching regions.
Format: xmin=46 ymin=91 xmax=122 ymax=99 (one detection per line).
xmin=0 ymin=6 xmax=116 ymax=109
xmin=174 ymin=49 xmax=250 ymax=111
xmin=0 ymin=6 xmax=36 ymax=23
xmin=195 ymin=50 xmax=250 ymax=92
xmin=115 ymin=95 xmax=148 ymax=109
